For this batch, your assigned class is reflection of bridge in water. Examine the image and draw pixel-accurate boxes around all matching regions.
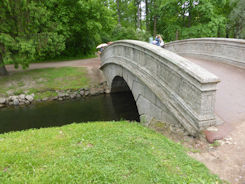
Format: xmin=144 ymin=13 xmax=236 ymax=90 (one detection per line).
xmin=100 ymin=38 xmax=245 ymax=136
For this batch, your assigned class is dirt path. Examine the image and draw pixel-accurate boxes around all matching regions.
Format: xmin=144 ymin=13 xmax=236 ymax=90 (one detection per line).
xmin=6 ymin=58 xmax=101 ymax=71
xmin=191 ymin=121 xmax=245 ymax=184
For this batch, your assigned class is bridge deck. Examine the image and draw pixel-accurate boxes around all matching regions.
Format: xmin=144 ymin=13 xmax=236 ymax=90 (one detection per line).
xmin=185 ymin=57 xmax=245 ymax=126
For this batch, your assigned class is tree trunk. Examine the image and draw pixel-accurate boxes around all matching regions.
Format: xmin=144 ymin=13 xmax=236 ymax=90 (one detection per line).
xmin=176 ymin=30 xmax=179 ymax=40
xmin=145 ymin=0 xmax=149 ymax=31
xmin=153 ymin=15 xmax=157 ymax=37
xmin=116 ymin=0 xmax=121 ymax=26
xmin=137 ymin=1 xmax=141 ymax=29
xmin=217 ymin=26 xmax=220 ymax=37
xmin=0 ymin=53 xmax=8 ymax=76
xmin=188 ymin=0 xmax=192 ymax=28
xmin=140 ymin=1 xmax=142 ymax=29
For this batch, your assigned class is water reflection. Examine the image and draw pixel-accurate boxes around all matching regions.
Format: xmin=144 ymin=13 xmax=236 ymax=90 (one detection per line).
xmin=0 ymin=92 xmax=139 ymax=134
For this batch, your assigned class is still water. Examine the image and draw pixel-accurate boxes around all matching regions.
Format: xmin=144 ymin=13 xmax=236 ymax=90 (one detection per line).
xmin=0 ymin=92 xmax=140 ymax=134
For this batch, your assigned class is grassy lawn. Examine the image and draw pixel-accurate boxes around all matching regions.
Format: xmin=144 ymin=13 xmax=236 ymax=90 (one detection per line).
xmin=0 ymin=67 xmax=89 ymax=98
xmin=0 ymin=121 xmax=224 ymax=184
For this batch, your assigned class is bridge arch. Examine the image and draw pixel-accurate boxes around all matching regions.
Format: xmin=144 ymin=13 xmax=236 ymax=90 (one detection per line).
xmin=100 ymin=40 xmax=220 ymax=135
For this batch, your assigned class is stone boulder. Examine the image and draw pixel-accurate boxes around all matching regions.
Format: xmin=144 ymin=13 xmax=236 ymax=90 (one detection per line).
xmin=25 ymin=95 xmax=34 ymax=102
xmin=0 ymin=98 xmax=6 ymax=104
xmin=79 ymin=90 xmax=85 ymax=96
xmin=58 ymin=92 xmax=66 ymax=98
xmin=13 ymin=99 xmax=19 ymax=105
xmin=19 ymin=94 xmax=26 ymax=100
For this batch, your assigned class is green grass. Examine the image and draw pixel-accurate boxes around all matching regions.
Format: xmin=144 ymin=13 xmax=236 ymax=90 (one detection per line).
xmin=0 ymin=121 xmax=224 ymax=184
xmin=0 ymin=67 xmax=89 ymax=97
xmin=34 ymin=91 xmax=58 ymax=100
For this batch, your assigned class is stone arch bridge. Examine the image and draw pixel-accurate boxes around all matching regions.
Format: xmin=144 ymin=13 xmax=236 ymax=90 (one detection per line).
xmin=100 ymin=39 xmax=245 ymax=136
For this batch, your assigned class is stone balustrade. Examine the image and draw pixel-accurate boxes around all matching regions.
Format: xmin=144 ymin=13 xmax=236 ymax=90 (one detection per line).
xmin=165 ymin=38 xmax=245 ymax=68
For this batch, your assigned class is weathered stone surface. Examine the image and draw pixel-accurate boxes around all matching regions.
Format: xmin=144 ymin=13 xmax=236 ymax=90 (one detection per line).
xmin=19 ymin=102 xmax=25 ymax=105
xmin=19 ymin=94 xmax=25 ymax=100
xmin=26 ymin=95 xmax=34 ymax=102
xmin=0 ymin=98 xmax=6 ymax=104
xmin=9 ymin=96 xmax=18 ymax=101
xmin=70 ymin=94 xmax=76 ymax=99
xmin=76 ymin=94 xmax=81 ymax=98
xmin=105 ymin=89 xmax=110 ymax=94
xmin=53 ymin=96 xmax=58 ymax=100
xmin=25 ymin=101 xmax=31 ymax=105
xmin=79 ymin=90 xmax=85 ymax=96
xmin=58 ymin=93 xmax=66 ymax=98
xmin=90 ymin=88 xmax=98 ymax=96
xmin=42 ymin=97 xmax=49 ymax=101
xmin=100 ymin=40 xmax=220 ymax=135
xmin=165 ymin=38 xmax=245 ymax=69
xmin=84 ymin=91 xmax=89 ymax=96
xmin=13 ymin=99 xmax=19 ymax=105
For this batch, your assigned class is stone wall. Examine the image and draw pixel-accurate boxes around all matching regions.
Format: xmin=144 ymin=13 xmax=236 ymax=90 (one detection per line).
xmin=0 ymin=83 xmax=109 ymax=108
xmin=165 ymin=38 xmax=245 ymax=69
xmin=100 ymin=40 xmax=220 ymax=136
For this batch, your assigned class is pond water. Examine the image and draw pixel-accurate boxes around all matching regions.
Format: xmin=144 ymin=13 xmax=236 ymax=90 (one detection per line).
xmin=0 ymin=92 xmax=140 ymax=134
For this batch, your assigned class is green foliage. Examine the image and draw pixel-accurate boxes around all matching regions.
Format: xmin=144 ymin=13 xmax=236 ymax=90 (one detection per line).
xmin=157 ymin=0 xmax=229 ymax=41
xmin=110 ymin=25 xmax=150 ymax=41
xmin=0 ymin=0 xmax=116 ymax=72
xmin=45 ymin=0 xmax=116 ymax=56
xmin=0 ymin=0 xmax=243 ymax=73
xmin=0 ymin=0 xmax=66 ymax=70
xmin=228 ymin=0 xmax=245 ymax=38
xmin=0 ymin=122 xmax=224 ymax=183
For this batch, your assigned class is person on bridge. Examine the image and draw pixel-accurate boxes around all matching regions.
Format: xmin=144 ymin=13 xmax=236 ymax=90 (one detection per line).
xmin=157 ymin=35 xmax=165 ymax=48
xmin=153 ymin=35 xmax=165 ymax=48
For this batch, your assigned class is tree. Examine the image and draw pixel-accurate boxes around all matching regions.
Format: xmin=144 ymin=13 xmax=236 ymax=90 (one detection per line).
xmin=0 ymin=0 xmax=65 ymax=75
xmin=116 ymin=0 xmax=122 ymax=25
xmin=155 ymin=0 xmax=229 ymax=41
xmin=146 ymin=0 xmax=166 ymax=36
xmin=228 ymin=0 xmax=245 ymax=38
xmin=46 ymin=0 xmax=116 ymax=56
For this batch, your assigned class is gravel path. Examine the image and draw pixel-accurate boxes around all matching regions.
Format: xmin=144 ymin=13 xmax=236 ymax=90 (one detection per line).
xmin=6 ymin=58 xmax=101 ymax=71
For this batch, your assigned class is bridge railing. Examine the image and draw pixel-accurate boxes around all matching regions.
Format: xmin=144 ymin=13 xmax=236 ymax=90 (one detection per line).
xmin=165 ymin=38 xmax=245 ymax=69
xmin=100 ymin=40 xmax=220 ymax=135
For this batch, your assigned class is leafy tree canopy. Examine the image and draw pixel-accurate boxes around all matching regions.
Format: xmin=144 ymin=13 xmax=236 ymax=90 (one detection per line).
xmin=0 ymin=0 xmax=243 ymax=75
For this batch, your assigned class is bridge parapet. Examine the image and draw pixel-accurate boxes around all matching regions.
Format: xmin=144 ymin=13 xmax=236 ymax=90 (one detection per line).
xmin=165 ymin=38 xmax=245 ymax=69
xmin=100 ymin=40 xmax=220 ymax=135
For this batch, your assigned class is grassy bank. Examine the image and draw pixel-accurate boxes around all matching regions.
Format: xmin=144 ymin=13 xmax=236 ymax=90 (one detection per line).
xmin=0 ymin=121 xmax=223 ymax=184
xmin=0 ymin=67 xmax=89 ymax=99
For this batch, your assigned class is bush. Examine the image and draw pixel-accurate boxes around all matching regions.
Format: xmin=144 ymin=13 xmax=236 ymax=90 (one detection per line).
xmin=110 ymin=25 xmax=150 ymax=42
